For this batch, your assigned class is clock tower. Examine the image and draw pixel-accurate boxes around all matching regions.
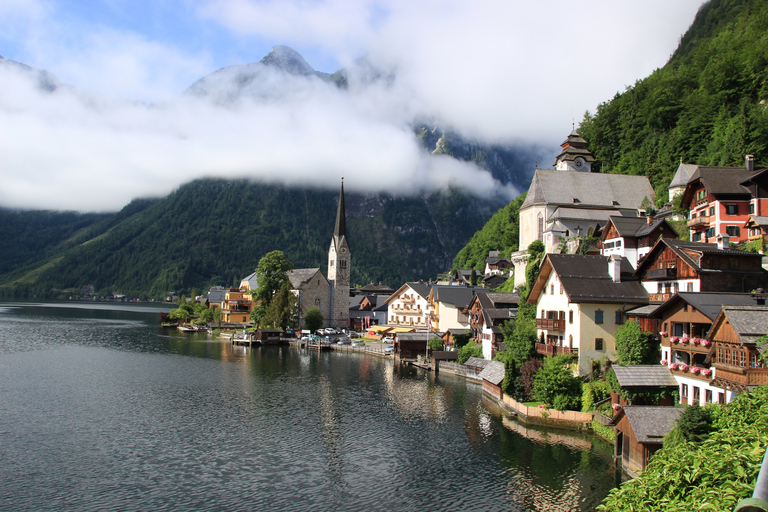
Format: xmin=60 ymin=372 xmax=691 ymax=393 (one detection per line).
xmin=328 ymin=178 xmax=350 ymax=328
xmin=554 ymin=129 xmax=595 ymax=172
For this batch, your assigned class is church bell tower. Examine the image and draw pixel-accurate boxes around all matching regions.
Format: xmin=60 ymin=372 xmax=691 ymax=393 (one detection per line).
xmin=328 ymin=178 xmax=350 ymax=328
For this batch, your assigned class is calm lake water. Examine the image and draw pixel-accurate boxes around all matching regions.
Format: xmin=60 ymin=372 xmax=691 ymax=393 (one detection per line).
xmin=0 ymin=302 xmax=620 ymax=511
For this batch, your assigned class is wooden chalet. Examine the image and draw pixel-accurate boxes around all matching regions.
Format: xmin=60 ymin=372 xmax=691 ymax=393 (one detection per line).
xmin=394 ymin=332 xmax=432 ymax=360
xmin=611 ymin=406 xmax=683 ymax=477
xmin=468 ymin=291 xmax=518 ymax=359
xmin=744 ymin=215 xmax=768 ymax=245
xmin=634 ymin=237 xmax=768 ymax=303
xmin=253 ymin=329 xmax=283 ymax=343
xmin=600 ymin=215 xmax=678 ymax=269
xmin=708 ymin=305 xmax=768 ymax=394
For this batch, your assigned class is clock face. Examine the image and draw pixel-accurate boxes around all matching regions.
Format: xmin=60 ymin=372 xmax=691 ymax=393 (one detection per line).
xmin=574 ymin=158 xmax=583 ymax=168
xmin=341 ymin=248 xmax=346 ymax=253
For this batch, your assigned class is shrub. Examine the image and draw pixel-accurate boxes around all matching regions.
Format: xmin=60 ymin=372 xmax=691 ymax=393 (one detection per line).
xmin=428 ymin=336 xmax=444 ymax=352
xmin=533 ymin=354 xmax=582 ymax=410
xmin=458 ymin=341 xmax=483 ymax=364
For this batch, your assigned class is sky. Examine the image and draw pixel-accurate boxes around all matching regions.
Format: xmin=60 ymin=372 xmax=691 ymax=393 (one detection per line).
xmin=0 ymin=0 xmax=706 ymax=212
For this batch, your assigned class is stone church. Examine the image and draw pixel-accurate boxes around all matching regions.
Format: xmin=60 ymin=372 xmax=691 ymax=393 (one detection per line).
xmin=288 ymin=179 xmax=351 ymax=329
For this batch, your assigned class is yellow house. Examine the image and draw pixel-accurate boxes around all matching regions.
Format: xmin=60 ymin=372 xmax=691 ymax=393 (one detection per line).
xmin=528 ymin=254 xmax=649 ymax=375
xmin=220 ymin=272 xmax=258 ymax=324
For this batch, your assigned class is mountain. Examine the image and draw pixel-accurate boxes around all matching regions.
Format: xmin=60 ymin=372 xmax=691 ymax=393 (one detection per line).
xmin=0 ymin=180 xmax=498 ymax=298
xmin=453 ymin=0 xmax=768 ymax=272
xmin=578 ymin=0 xmax=768 ymax=200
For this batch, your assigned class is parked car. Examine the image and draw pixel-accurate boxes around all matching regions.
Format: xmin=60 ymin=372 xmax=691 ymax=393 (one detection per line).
xmin=337 ymin=337 xmax=351 ymax=345
xmin=384 ymin=344 xmax=394 ymax=354
xmin=351 ymin=340 xmax=365 ymax=347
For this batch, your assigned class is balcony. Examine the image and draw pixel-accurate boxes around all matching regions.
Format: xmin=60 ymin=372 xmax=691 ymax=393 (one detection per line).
xmin=649 ymin=293 xmax=672 ymax=302
xmin=687 ymin=215 xmax=709 ymax=229
xmin=668 ymin=364 xmax=713 ymax=381
xmin=536 ymin=318 xmax=565 ymax=331
xmin=536 ymin=343 xmax=574 ymax=357
xmin=712 ymin=365 xmax=768 ymax=387
xmin=646 ymin=267 xmax=677 ymax=280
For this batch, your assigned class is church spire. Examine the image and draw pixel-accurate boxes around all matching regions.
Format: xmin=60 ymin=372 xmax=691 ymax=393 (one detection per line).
xmin=333 ymin=177 xmax=347 ymax=244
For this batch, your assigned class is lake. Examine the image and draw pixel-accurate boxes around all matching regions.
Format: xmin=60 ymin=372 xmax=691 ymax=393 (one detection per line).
xmin=0 ymin=302 xmax=620 ymax=511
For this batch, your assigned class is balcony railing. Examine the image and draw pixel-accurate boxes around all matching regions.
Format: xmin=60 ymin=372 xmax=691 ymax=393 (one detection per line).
xmin=535 ymin=343 xmax=573 ymax=357
xmin=646 ymin=267 xmax=677 ymax=280
xmin=649 ymin=293 xmax=672 ymax=302
xmin=687 ymin=215 xmax=709 ymax=228
xmin=536 ymin=318 xmax=565 ymax=331
xmin=713 ymin=365 xmax=768 ymax=386
xmin=668 ymin=365 xmax=713 ymax=381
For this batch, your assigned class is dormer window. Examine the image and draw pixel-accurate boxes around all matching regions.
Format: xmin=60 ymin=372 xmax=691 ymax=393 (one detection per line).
xmin=572 ymin=198 xmax=580 ymax=203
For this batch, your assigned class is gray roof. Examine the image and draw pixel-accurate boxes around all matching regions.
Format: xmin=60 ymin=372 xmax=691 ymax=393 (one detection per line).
xmin=465 ymin=357 xmax=491 ymax=369
xmin=625 ymin=303 xmax=663 ymax=317
xmin=521 ymin=169 xmax=654 ymax=210
xmin=241 ymin=271 xmax=259 ymax=290
xmin=540 ymin=254 xmax=649 ymax=304
xmin=748 ymin=216 xmax=768 ymax=227
xmin=207 ymin=286 xmax=227 ymax=304
xmin=636 ymin=238 xmax=763 ymax=276
xmin=357 ymin=282 xmax=395 ymax=294
xmin=547 ymin=207 xmax=621 ymax=223
xmin=485 ymin=292 xmax=520 ymax=307
xmin=651 ymin=292 xmax=761 ymax=322
xmin=687 ymin=165 xmax=756 ymax=196
xmin=613 ymin=406 xmax=683 ymax=444
xmin=478 ymin=360 xmax=505 ymax=385
xmin=432 ymin=285 xmax=482 ymax=309
xmin=668 ymin=162 xmax=699 ymax=189
xmin=613 ymin=365 xmax=678 ymax=388
xmin=397 ymin=332 xmax=433 ymax=342
xmin=287 ymin=268 xmax=323 ymax=288
xmin=720 ymin=305 xmax=768 ymax=345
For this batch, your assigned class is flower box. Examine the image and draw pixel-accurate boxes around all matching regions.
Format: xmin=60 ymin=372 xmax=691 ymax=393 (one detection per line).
xmin=679 ymin=364 xmax=689 ymax=372
xmin=702 ymin=368 xmax=712 ymax=377
xmin=691 ymin=367 xmax=700 ymax=374
xmin=691 ymin=338 xmax=700 ymax=345
xmin=701 ymin=340 xmax=711 ymax=347
xmin=670 ymin=363 xmax=679 ymax=370
xmin=660 ymin=331 xmax=668 ymax=336
xmin=661 ymin=360 xmax=668 ymax=365
xmin=681 ymin=337 xmax=689 ymax=344
xmin=671 ymin=336 xmax=679 ymax=343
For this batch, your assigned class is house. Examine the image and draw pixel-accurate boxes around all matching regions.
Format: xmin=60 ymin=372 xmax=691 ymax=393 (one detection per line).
xmin=441 ymin=328 xmax=471 ymax=349
xmin=394 ymin=332 xmax=432 ymax=360
xmin=220 ymin=276 xmax=256 ymax=324
xmin=253 ymin=328 xmax=283 ymax=343
xmin=478 ymin=360 xmax=506 ymax=400
xmin=427 ymin=285 xmax=483 ymax=332
xmin=744 ymin=215 xmax=768 ymax=246
xmin=484 ymin=251 xmax=511 ymax=276
xmin=512 ymin=130 xmax=656 ymax=287
xmin=708 ymin=305 xmax=768 ymax=399
xmin=611 ymin=406 xmax=683 ymax=477
xmin=611 ymin=365 xmax=678 ymax=407
xmin=681 ymin=158 xmax=764 ymax=244
xmin=468 ymin=291 xmax=519 ymax=359
xmin=667 ymin=160 xmax=700 ymax=202
xmin=385 ymin=282 xmax=431 ymax=328
xmin=528 ymin=254 xmax=649 ymax=375
xmin=649 ymin=292 xmax=764 ymax=406
xmin=348 ymin=294 xmax=388 ymax=331
xmin=600 ymin=215 xmax=678 ymax=269
xmin=206 ymin=285 xmax=226 ymax=310
xmin=634 ymin=237 xmax=768 ymax=302
xmin=481 ymin=274 xmax=508 ymax=290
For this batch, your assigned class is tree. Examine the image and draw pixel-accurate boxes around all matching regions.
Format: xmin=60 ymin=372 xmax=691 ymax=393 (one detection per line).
xmin=428 ymin=336 xmax=444 ymax=352
xmin=614 ymin=320 xmax=659 ymax=365
xmin=304 ymin=306 xmax=324 ymax=332
xmin=677 ymin=403 xmax=713 ymax=444
xmin=458 ymin=340 xmax=483 ymax=364
xmin=500 ymin=317 xmax=537 ymax=367
xmin=533 ymin=354 xmax=582 ymax=410
xmin=264 ymin=280 xmax=297 ymax=330
xmin=254 ymin=250 xmax=294 ymax=307
xmin=494 ymin=349 xmax=517 ymax=396
xmin=250 ymin=304 xmax=266 ymax=329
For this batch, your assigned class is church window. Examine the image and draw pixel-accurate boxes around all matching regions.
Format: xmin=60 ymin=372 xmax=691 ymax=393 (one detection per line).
xmin=537 ymin=214 xmax=543 ymax=241
xmin=330 ymin=260 xmax=335 ymax=267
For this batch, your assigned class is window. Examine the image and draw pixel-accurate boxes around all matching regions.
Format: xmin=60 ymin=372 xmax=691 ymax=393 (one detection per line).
xmin=595 ymin=338 xmax=604 ymax=350
xmin=560 ymin=285 xmax=563 ymax=295
xmin=726 ymin=204 xmax=739 ymax=215
xmin=687 ymin=282 xmax=694 ymax=292
xmin=595 ymin=310 xmax=603 ymax=324
xmin=615 ymin=311 xmax=623 ymax=324
xmin=693 ymin=387 xmax=700 ymax=402
xmin=719 ymin=392 xmax=725 ymax=405
xmin=750 ymin=203 xmax=755 ymax=214
xmin=692 ymin=232 xmax=701 ymax=242
xmin=706 ymin=227 xmax=715 ymax=238
xmin=726 ymin=226 xmax=740 ymax=236
xmin=550 ymin=284 xmax=555 ymax=295
xmin=681 ymin=384 xmax=688 ymax=398
xmin=537 ymin=214 xmax=543 ymax=241
xmin=709 ymin=206 xmax=715 ymax=217
xmin=705 ymin=389 xmax=712 ymax=404
xmin=330 ymin=260 xmax=334 ymax=267
xmin=569 ymin=310 xmax=573 ymax=324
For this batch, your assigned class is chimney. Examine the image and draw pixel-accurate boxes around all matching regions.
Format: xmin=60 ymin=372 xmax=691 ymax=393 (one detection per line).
xmin=647 ymin=213 xmax=654 ymax=225
xmin=717 ymin=234 xmax=730 ymax=250
xmin=608 ymin=254 xmax=622 ymax=283
xmin=746 ymin=154 xmax=755 ymax=172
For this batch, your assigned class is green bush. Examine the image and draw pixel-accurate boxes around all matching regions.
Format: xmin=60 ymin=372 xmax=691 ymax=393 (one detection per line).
xmin=534 ymin=354 xmax=582 ymax=410
xmin=458 ymin=341 xmax=483 ymax=364
xmin=428 ymin=336 xmax=444 ymax=352
xmin=582 ymin=380 xmax=611 ymax=412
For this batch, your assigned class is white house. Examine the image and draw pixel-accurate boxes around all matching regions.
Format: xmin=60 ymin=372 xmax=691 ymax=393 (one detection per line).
xmin=385 ymin=282 xmax=431 ymax=328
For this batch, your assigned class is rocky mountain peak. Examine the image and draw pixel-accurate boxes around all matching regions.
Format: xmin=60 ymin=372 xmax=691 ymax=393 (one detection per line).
xmin=259 ymin=45 xmax=316 ymax=77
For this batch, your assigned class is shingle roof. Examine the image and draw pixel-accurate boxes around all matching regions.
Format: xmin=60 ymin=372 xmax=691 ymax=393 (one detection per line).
xmin=432 ymin=285 xmax=482 ymax=309
xmin=668 ymin=162 xmax=699 ymax=189
xmin=613 ymin=365 xmax=678 ymax=388
xmin=613 ymin=406 xmax=683 ymax=444
xmin=535 ymin=254 xmax=648 ymax=304
xmin=720 ymin=305 xmax=768 ymax=345
xmin=748 ymin=216 xmax=768 ymax=227
xmin=478 ymin=360 xmax=505 ymax=385
xmin=688 ymin=166 xmax=756 ymax=196
xmin=465 ymin=357 xmax=491 ymax=369
xmin=636 ymin=238 xmax=762 ymax=276
xmin=651 ymin=292 xmax=760 ymax=322
xmin=606 ymin=216 xmax=648 ymax=237
xmin=240 ymin=271 xmax=259 ymax=290
xmin=485 ymin=292 xmax=520 ymax=306
xmin=287 ymin=268 xmax=323 ymax=288
xmin=397 ymin=332 xmax=433 ymax=342
xmin=521 ymin=169 xmax=654 ymax=210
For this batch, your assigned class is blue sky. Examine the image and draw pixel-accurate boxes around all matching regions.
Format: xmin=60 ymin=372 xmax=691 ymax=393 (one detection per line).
xmin=0 ymin=0 xmax=706 ymax=210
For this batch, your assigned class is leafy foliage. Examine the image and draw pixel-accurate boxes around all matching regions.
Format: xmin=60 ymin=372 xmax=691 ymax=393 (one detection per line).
xmin=428 ymin=336 xmax=444 ymax=352
xmin=517 ymin=358 xmax=542 ymax=402
xmin=677 ymin=403 xmax=714 ymax=444
xmin=533 ymin=354 xmax=582 ymax=410
xmin=304 ymin=306 xmax=323 ymax=332
xmin=493 ymin=349 xmax=517 ymax=396
xmin=614 ymin=320 xmax=660 ymax=365
xmin=598 ymin=385 xmax=768 ymax=511
xmin=581 ymin=380 xmax=611 ymax=413
xmin=254 ymin=250 xmax=293 ymax=307
xmin=457 ymin=340 xmax=483 ymax=364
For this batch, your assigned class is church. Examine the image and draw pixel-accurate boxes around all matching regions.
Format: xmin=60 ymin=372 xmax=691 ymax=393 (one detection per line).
xmin=288 ymin=179 xmax=351 ymax=329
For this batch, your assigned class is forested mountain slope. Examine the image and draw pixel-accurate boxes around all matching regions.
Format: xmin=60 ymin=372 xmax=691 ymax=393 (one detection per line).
xmin=0 ymin=180 xmax=497 ymax=298
xmin=579 ymin=0 xmax=768 ymax=201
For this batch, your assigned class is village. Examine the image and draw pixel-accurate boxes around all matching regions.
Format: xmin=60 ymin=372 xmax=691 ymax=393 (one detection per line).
xmin=176 ymin=130 xmax=768 ymax=480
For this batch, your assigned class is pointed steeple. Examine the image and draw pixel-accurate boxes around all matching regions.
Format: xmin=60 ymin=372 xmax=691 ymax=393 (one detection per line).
xmin=333 ymin=178 xmax=347 ymax=247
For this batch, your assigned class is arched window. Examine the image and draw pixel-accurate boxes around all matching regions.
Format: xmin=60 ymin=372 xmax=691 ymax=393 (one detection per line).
xmin=537 ymin=213 xmax=544 ymax=240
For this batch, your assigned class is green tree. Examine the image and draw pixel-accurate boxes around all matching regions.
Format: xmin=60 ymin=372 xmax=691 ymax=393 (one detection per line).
xmin=494 ymin=349 xmax=517 ymax=396
xmin=614 ymin=320 xmax=659 ymax=365
xmin=212 ymin=307 xmax=222 ymax=328
xmin=264 ymin=280 xmax=297 ymax=330
xmin=500 ymin=317 xmax=537 ymax=367
xmin=428 ymin=336 xmax=444 ymax=352
xmin=250 ymin=304 xmax=266 ymax=329
xmin=533 ymin=354 xmax=582 ymax=410
xmin=677 ymin=403 xmax=713 ymax=444
xmin=254 ymin=250 xmax=294 ymax=308
xmin=458 ymin=340 xmax=483 ymax=364
xmin=304 ymin=306 xmax=324 ymax=332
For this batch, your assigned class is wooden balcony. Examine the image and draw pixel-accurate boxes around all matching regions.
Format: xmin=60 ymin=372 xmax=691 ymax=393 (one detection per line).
xmin=669 ymin=365 xmax=712 ymax=381
xmin=535 ymin=343 xmax=573 ymax=357
xmin=713 ymin=364 xmax=768 ymax=387
xmin=667 ymin=339 xmax=711 ymax=353
xmin=649 ymin=293 xmax=672 ymax=302
xmin=536 ymin=318 xmax=565 ymax=331
xmin=646 ymin=267 xmax=677 ymax=280
xmin=687 ymin=215 xmax=709 ymax=229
